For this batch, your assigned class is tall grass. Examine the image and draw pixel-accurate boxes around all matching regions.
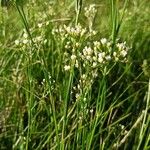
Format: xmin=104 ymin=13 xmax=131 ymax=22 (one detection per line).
xmin=0 ymin=0 xmax=149 ymax=149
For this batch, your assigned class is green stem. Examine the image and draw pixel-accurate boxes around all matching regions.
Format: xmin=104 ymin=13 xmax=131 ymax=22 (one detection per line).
xmin=61 ymin=68 xmax=74 ymax=150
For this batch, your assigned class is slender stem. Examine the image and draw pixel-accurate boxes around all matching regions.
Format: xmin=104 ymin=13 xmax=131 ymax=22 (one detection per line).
xmin=137 ymin=78 xmax=150 ymax=150
xmin=75 ymin=0 xmax=82 ymax=26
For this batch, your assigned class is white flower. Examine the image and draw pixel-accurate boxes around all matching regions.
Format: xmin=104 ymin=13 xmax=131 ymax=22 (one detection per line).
xmin=113 ymin=52 xmax=117 ymax=57
xmin=121 ymin=125 xmax=125 ymax=130
xmin=93 ymin=56 xmax=97 ymax=61
xmin=75 ymin=93 xmax=80 ymax=99
xmin=83 ymin=48 xmax=87 ymax=55
xmin=81 ymin=74 xmax=86 ymax=79
xmin=73 ymin=86 xmax=76 ymax=90
xmin=84 ymin=4 xmax=97 ymax=18
xmin=75 ymin=24 xmax=82 ymax=35
xmin=46 ymin=21 xmax=49 ymax=26
xmin=75 ymin=60 xmax=79 ymax=68
xmin=86 ymin=55 xmax=91 ymax=60
xmin=98 ymin=52 xmax=104 ymax=63
xmin=36 ymin=36 xmax=42 ymax=42
xmin=98 ymin=52 xmax=105 ymax=58
xmin=83 ymin=46 xmax=93 ymax=56
xmin=77 ymin=84 xmax=80 ymax=89
xmin=59 ymin=27 xmax=64 ymax=33
xmin=65 ymin=44 xmax=70 ymax=49
xmin=120 ymin=50 xmax=127 ymax=57
xmin=98 ymin=57 xmax=103 ymax=63
xmin=83 ymin=98 xmax=86 ymax=102
xmin=44 ymin=39 xmax=47 ymax=44
xmin=64 ymin=65 xmax=70 ymax=71
xmin=90 ymin=109 xmax=94 ymax=113
xmin=75 ymin=42 xmax=80 ymax=47
xmin=115 ymin=57 xmax=119 ymax=61
xmin=117 ymin=42 xmax=126 ymax=50
xmin=101 ymin=38 xmax=107 ymax=45
xmin=38 ymin=23 xmax=43 ymax=28
xmin=15 ymin=40 xmax=20 ymax=45
xmin=64 ymin=26 xmax=71 ymax=33
xmin=23 ymin=33 xmax=28 ymax=39
xmin=105 ymin=55 xmax=111 ymax=61
xmin=23 ymin=39 xmax=28 ymax=44
xmin=92 ymin=72 xmax=98 ymax=78
xmin=80 ymin=28 xmax=86 ymax=36
xmin=94 ymin=41 xmax=100 ymax=47
xmin=92 ymin=62 xmax=97 ymax=67
xmin=107 ymin=42 xmax=111 ymax=47
xmin=71 ymin=55 xmax=76 ymax=60
xmin=86 ymin=47 xmax=93 ymax=55
xmin=90 ymin=30 xmax=97 ymax=35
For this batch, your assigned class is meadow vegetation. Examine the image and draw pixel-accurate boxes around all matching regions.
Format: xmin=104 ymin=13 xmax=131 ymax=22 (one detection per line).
xmin=0 ymin=0 xmax=149 ymax=149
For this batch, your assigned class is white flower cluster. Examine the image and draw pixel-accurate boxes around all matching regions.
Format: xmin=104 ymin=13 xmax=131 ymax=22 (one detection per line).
xmin=79 ymin=39 xmax=129 ymax=71
xmin=56 ymin=25 xmax=129 ymax=74
xmin=70 ymin=70 xmax=98 ymax=121
xmin=40 ymin=73 xmax=56 ymax=95
xmin=52 ymin=24 xmax=87 ymax=38
xmin=114 ymin=42 xmax=128 ymax=61
xmin=14 ymin=24 xmax=129 ymax=75
xmin=84 ymin=4 xmax=97 ymax=19
xmin=14 ymin=31 xmax=29 ymax=47
xmin=84 ymin=4 xmax=97 ymax=31
xmin=64 ymin=24 xmax=87 ymax=37
xmin=14 ymin=28 xmax=47 ymax=48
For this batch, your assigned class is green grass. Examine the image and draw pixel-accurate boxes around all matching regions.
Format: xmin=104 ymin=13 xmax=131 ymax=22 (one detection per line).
xmin=0 ymin=0 xmax=149 ymax=149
